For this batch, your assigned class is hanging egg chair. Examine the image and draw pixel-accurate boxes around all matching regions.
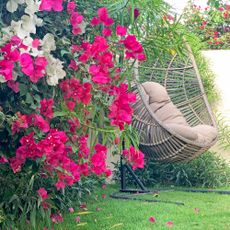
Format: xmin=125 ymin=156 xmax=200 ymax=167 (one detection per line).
xmin=131 ymin=45 xmax=218 ymax=162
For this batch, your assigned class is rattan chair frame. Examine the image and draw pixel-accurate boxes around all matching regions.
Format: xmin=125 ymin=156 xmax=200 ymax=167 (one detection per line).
xmin=131 ymin=44 xmax=218 ymax=162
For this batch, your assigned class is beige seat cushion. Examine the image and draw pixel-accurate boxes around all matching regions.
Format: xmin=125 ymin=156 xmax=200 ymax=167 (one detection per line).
xmin=164 ymin=123 xmax=198 ymax=141
xmin=192 ymin=125 xmax=217 ymax=144
xmin=154 ymin=101 xmax=188 ymax=125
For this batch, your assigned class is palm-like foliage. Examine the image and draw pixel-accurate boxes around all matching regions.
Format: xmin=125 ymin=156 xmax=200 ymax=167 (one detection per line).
xmin=102 ymin=0 xmax=188 ymax=60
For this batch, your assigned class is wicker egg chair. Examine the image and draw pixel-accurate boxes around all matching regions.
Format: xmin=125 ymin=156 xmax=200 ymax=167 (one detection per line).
xmin=131 ymin=45 xmax=218 ymax=163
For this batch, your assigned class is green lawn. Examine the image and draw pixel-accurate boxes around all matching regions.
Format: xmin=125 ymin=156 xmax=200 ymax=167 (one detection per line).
xmin=55 ymin=185 xmax=230 ymax=230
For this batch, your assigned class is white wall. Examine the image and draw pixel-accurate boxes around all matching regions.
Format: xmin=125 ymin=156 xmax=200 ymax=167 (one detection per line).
xmin=202 ymin=50 xmax=230 ymax=123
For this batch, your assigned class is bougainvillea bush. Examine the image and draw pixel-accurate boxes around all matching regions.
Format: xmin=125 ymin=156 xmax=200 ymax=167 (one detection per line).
xmin=0 ymin=0 xmax=145 ymax=228
xmin=183 ymin=0 xmax=230 ymax=49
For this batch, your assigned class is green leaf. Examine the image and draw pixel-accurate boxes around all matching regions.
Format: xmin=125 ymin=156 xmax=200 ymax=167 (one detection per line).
xmin=25 ymin=93 xmax=34 ymax=105
xmin=30 ymin=205 xmax=36 ymax=229
xmin=54 ymin=111 xmax=67 ymax=117
xmin=19 ymin=84 xmax=28 ymax=96
xmin=60 ymin=50 xmax=69 ymax=57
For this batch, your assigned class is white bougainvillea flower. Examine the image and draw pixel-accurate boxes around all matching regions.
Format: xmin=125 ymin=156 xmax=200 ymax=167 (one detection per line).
xmin=6 ymin=0 xmax=25 ymax=13
xmin=10 ymin=14 xmax=43 ymax=39
xmin=10 ymin=20 xmax=28 ymax=38
xmin=0 ymin=76 xmax=7 ymax=83
xmin=22 ymin=36 xmax=43 ymax=56
xmin=78 ymin=21 xmax=87 ymax=35
xmin=21 ymin=15 xmax=37 ymax=34
xmin=33 ymin=14 xmax=43 ymax=27
xmin=25 ymin=0 xmax=40 ymax=15
xmin=46 ymin=55 xmax=66 ymax=86
xmin=41 ymin=33 xmax=56 ymax=53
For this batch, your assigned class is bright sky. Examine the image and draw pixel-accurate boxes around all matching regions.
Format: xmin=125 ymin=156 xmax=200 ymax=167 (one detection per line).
xmin=165 ymin=0 xmax=230 ymax=14
xmin=165 ymin=0 xmax=208 ymax=14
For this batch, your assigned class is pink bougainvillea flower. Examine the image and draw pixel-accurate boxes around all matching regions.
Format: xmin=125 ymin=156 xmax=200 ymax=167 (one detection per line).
xmin=69 ymin=60 xmax=78 ymax=71
xmin=0 ymin=156 xmax=8 ymax=164
xmin=108 ymin=83 xmax=136 ymax=130
xmin=90 ymin=144 xmax=111 ymax=176
xmin=71 ymin=44 xmax=81 ymax=53
xmin=69 ymin=11 xmax=84 ymax=35
xmin=105 ymin=169 xmax=112 ymax=177
xmin=66 ymin=101 xmax=76 ymax=111
xmin=97 ymin=7 xmax=114 ymax=26
xmin=78 ymin=136 xmax=90 ymax=159
xmin=137 ymin=53 xmax=146 ymax=61
xmin=75 ymin=216 xmax=81 ymax=223
xmin=42 ymin=201 xmax=50 ymax=209
xmin=91 ymin=71 xmax=111 ymax=84
xmin=219 ymin=7 xmax=224 ymax=11
xmin=91 ymin=35 xmax=109 ymax=54
xmin=15 ymin=132 xmax=42 ymax=162
xmin=99 ymin=51 xmax=114 ymax=68
xmin=68 ymin=207 xmax=74 ymax=213
xmin=32 ymin=39 xmax=41 ymax=48
xmin=1 ymin=43 xmax=20 ymax=62
xmin=37 ymin=188 xmax=49 ymax=200
xmin=116 ymin=25 xmax=127 ymax=36
xmin=10 ymin=36 xmax=22 ymax=46
xmin=102 ymin=194 xmax=107 ymax=199
xmin=166 ymin=221 xmax=174 ymax=227
xmin=11 ymin=112 xmax=29 ymax=134
xmin=20 ymin=53 xmax=48 ymax=83
xmin=70 ymin=12 xmax=84 ymax=27
xmin=79 ymin=163 xmax=89 ymax=176
xmin=102 ymin=184 xmax=107 ymax=189
xmin=121 ymin=34 xmax=146 ymax=61
xmin=149 ymin=216 xmax=156 ymax=223
xmin=7 ymin=81 xmax=20 ymax=93
xmin=39 ymin=0 xmax=53 ymax=11
xmin=40 ymin=98 xmax=54 ymax=119
xmin=10 ymin=156 xmax=24 ymax=173
xmin=68 ymin=118 xmax=80 ymax=133
xmin=80 ymin=203 xmax=87 ymax=209
xmin=134 ymin=8 xmax=140 ymax=18
xmin=91 ymin=16 xmax=100 ymax=26
xmin=67 ymin=1 xmax=76 ymax=14
xmin=33 ymin=114 xmax=50 ymax=133
xmin=0 ymin=60 xmax=14 ymax=81
xmin=122 ymin=146 xmax=144 ymax=170
xmin=50 ymin=213 xmax=64 ymax=223
xmin=55 ymin=181 xmax=66 ymax=190
xmin=39 ymin=0 xmax=63 ymax=12
xmin=114 ymin=137 xmax=120 ymax=145
xmin=60 ymin=78 xmax=92 ymax=105
xmin=78 ymin=52 xmax=90 ymax=63
xmin=123 ymin=35 xmax=143 ymax=53
xmin=103 ymin=28 xmax=112 ymax=37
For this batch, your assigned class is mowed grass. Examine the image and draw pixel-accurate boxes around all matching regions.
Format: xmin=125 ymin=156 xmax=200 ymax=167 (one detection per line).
xmin=57 ymin=185 xmax=230 ymax=230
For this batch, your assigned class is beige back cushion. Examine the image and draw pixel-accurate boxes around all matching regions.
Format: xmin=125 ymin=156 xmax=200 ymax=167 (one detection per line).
xmin=142 ymin=82 xmax=170 ymax=103
xmin=142 ymin=82 xmax=187 ymax=125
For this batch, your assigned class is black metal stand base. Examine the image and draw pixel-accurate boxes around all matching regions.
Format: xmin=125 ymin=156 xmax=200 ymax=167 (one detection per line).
xmin=120 ymin=156 xmax=150 ymax=193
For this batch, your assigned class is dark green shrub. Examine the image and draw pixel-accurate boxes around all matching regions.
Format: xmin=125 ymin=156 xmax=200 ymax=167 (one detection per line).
xmin=113 ymin=151 xmax=230 ymax=188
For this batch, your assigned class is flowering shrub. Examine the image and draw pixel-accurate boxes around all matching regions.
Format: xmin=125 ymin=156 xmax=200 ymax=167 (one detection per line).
xmin=0 ymin=0 xmax=145 ymax=228
xmin=183 ymin=1 xmax=230 ymax=49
